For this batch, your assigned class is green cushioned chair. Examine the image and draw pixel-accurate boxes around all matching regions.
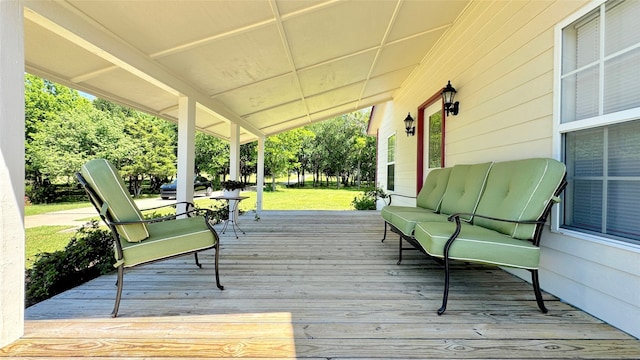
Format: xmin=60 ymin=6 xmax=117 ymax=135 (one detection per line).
xmin=76 ymin=159 xmax=223 ymax=317
xmin=414 ymin=158 xmax=567 ymax=315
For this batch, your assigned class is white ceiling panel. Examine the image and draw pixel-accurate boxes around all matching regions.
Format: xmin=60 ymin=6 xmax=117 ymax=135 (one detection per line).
xmin=213 ymin=74 xmax=301 ymax=116
xmin=310 ymin=102 xmax=362 ymax=122
xmin=157 ymin=24 xmax=290 ymax=95
xmin=24 ymin=17 xmax=113 ymax=81
xmin=372 ymin=30 xmax=447 ymax=77
xmin=387 ymin=0 xmax=468 ymax=42
xmin=282 ymin=1 xmax=396 ymax=68
xmin=244 ymin=100 xmax=308 ymax=130
xmin=363 ymin=68 xmax=415 ymax=98
xmin=298 ymin=50 xmax=377 ymax=97
xmin=306 ymin=82 xmax=364 ymax=114
xmin=70 ymin=1 xmax=275 ymax=55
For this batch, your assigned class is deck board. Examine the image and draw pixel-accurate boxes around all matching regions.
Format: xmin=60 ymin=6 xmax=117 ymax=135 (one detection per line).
xmin=3 ymin=210 xmax=639 ymax=359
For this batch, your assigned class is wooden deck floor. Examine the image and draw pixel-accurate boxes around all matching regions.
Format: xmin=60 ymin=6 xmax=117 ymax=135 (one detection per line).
xmin=3 ymin=210 xmax=639 ymax=359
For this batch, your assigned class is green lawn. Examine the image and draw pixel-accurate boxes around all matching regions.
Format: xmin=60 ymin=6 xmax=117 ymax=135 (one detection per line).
xmin=24 ymin=201 xmax=90 ymax=216
xmin=25 ymin=226 xmax=77 ymax=269
xmin=25 ymin=187 xmax=370 ymax=269
xmin=194 ymin=186 xmax=363 ymax=212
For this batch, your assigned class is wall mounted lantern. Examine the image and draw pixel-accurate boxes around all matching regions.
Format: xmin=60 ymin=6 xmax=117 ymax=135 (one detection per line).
xmin=441 ymin=80 xmax=459 ymax=116
xmin=404 ymin=112 xmax=415 ymax=136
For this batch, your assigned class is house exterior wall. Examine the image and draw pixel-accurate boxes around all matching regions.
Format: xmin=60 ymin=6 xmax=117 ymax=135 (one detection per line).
xmin=374 ymin=0 xmax=640 ymax=338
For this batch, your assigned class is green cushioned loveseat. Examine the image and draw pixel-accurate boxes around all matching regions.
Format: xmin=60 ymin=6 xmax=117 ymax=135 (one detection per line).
xmin=380 ymin=158 xmax=567 ymax=314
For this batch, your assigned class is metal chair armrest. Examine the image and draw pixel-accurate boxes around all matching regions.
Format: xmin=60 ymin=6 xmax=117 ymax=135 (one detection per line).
xmin=387 ymin=193 xmax=416 ymax=206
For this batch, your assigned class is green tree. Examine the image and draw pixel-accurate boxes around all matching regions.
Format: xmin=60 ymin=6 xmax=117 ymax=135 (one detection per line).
xmin=25 ymin=74 xmax=94 ymax=201
xmin=119 ymin=113 xmax=176 ymax=195
xmin=195 ymin=132 xmax=229 ymax=183
xmin=28 ymin=107 xmax=131 ymax=202
xmin=264 ymin=129 xmax=306 ymax=190
xmin=240 ymin=142 xmax=257 ymax=184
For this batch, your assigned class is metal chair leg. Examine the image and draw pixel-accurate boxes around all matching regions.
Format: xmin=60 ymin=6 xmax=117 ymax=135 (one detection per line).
xmin=531 ymin=269 xmax=548 ymax=313
xmin=437 ymin=254 xmax=451 ymax=315
xmin=111 ymin=265 xmax=124 ymax=318
xmin=381 ymin=222 xmax=388 ymax=242
xmin=397 ymin=236 xmax=403 ymax=265
xmin=194 ymin=253 xmax=202 ymax=268
xmin=214 ymin=241 xmax=224 ymax=290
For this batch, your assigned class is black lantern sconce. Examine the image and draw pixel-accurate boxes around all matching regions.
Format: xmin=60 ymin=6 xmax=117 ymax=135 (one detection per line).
xmin=441 ymin=80 xmax=459 ymax=116
xmin=404 ymin=112 xmax=415 ymax=136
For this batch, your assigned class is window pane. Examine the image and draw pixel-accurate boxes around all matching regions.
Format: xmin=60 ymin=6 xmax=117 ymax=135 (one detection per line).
xmin=566 ymin=128 xmax=604 ymax=177
xmin=566 ymin=179 xmax=603 ymax=232
xmin=604 ymin=48 xmax=640 ymax=114
xmin=428 ymin=111 xmax=442 ymax=168
xmin=607 ymin=180 xmax=640 ymax=241
xmin=562 ymin=66 xmax=600 ymax=123
xmin=387 ymin=134 xmax=395 ymax=162
xmin=387 ymin=164 xmax=394 ymax=191
xmin=605 ymin=0 xmax=640 ymax=56
xmin=563 ymin=8 xmax=600 ymax=73
xmin=608 ymin=120 xmax=640 ymax=176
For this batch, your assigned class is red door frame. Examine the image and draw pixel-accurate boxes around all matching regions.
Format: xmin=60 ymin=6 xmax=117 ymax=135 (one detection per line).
xmin=416 ymin=92 xmax=446 ymax=194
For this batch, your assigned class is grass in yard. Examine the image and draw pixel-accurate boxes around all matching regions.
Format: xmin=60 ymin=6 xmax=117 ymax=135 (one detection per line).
xmin=24 ymin=201 xmax=90 ymax=216
xmin=24 ymin=194 xmax=159 ymax=216
xmin=25 ymin=226 xmax=77 ymax=269
xmin=194 ymin=186 xmax=363 ymax=212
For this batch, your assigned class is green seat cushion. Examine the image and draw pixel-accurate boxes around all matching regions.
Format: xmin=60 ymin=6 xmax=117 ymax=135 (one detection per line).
xmin=439 ymin=162 xmax=493 ymax=221
xmin=121 ymin=216 xmax=217 ymax=267
xmin=414 ymin=221 xmax=540 ymax=269
xmin=391 ymin=210 xmax=450 ymax=236
xmin=416 ymin=167 xmax=452 ymax=210
xmin=81 ymin=159 xmax=149 ymax=242
xmin=381 ymin=205 xmax=405 ymax=222
xmin=473 ymin=158 xmax=566 ymax=239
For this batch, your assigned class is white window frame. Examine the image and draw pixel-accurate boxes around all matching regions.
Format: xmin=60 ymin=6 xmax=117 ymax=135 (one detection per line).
xmin=552 ymin=0 xmax=640 ymax=250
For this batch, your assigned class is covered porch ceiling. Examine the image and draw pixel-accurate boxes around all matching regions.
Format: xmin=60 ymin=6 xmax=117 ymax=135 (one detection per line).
xmin=23 ymin=0 xmax=469 ymax=143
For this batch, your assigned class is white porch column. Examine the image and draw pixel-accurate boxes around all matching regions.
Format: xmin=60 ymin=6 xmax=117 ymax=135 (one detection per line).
xmin=228 ymin=123 xmax=240 ymax=221
xmin=176 ymin=96 xmax=196 ymax=214
xmin=229 ymin=123 xmax=240 ymax=179
xmin=0 ymin=0 xmax=25 ymax=346
xmin=256 ymin=136 xmax=265 ymax=214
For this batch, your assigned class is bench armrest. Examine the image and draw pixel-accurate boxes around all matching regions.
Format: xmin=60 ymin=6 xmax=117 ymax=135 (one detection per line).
xmin=447 ymin=212 xmax=543 ymax=226
xmin=387 ymin=193 xmax=415 ymax=206
xmin=109 ymin=207 xmax=216 ymax=226
xmin=139 ymin=201 xmax=195 ymax=212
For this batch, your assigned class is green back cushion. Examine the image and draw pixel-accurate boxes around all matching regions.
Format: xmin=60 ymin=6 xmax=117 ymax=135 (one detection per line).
xmin=80 ymin=159 xmax=149 ymax=242
xmin=439 ymin=162 xmax=493 ymax=221
xmin=473 ymin=158 xmax=566 ymax=239
xmin=416 ymin=167 xmax=452 ymax=211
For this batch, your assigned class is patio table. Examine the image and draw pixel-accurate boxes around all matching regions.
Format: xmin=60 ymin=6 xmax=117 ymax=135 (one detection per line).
xmin=210 ymin=195 xmax=249 ymax=238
